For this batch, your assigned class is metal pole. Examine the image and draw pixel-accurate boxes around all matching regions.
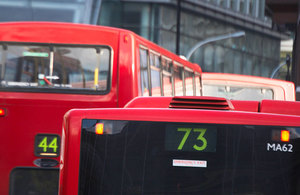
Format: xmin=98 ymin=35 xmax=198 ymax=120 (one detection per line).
xmin=176 ymin=0 xmax=182 ymax=55
xmin=286 ymin=54 xmax=291 ymax=81
xmin=186 ymin=31 xmax=245 ymax=61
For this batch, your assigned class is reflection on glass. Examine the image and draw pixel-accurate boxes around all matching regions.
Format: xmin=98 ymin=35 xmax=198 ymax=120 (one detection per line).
xmin=139 ymin=48 xmax=149 ymax=96
xmin=203 ymin=84 xmax=274 ymax=100
xmin=174 ymin=64 xmax=183 ymax=96
xmin=0 ymin=44 xmax=110 ymax=92
xmin=162 ymin=57 xmax=172 ymax=96
xmin=150 ymin=52 xmax=161 ymax=96
xmin=184 ymin=70 xmax=194 ymax=96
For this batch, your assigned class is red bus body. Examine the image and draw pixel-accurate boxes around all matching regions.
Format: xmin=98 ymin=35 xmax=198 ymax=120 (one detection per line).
xmin=0 ymin=22 xmax=201 ymax=194
xmin=60 ymin=96 xmax=300 ymax=194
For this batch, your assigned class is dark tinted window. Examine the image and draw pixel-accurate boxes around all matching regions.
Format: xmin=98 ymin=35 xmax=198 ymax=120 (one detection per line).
xmin=79 ymin=120 xmax=300 ymax=195
xmin=10 ymin=168 xmax=59 ymax=195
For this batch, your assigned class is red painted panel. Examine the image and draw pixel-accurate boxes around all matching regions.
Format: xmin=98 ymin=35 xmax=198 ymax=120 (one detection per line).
xmin=260 ymin=100 xmax=300 ymax=116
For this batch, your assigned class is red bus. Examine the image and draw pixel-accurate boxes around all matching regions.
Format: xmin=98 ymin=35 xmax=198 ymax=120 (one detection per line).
xmin=202 ymin=72 xmax=295 ymax=101
xmin=60 ymin=96 xmax=300 ymax=195
xmin=0 ymin=22 xmax=202 ymax=195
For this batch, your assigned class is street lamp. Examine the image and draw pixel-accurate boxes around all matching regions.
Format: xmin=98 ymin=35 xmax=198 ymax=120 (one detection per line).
xmin=186 ymin=31 xmax=246 ymax=61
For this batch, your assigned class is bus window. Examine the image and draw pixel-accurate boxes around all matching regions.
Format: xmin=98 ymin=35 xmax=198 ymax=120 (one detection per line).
xmin=203 ymin=85 xmax=274 ymax=100
xmin=54 ymin=46 xmax=110 ymax=91
xmin=0 ymin=44 xmax=110 ymax=93
xmin=184 ymin=68 xmax=194 ymax=96
xmin=10 ymin=168 xmax=59 ymax=195
xmin=201 ymin=73 xmax=295 ymax=101
xmin=162 ymin=57 xmax=172 ymax=96
xmin=150 ymin=51 xmax=161 ymax=96
xmin=77 ymin=118 xmax=300 ymax=195
xmin=4 ymin=45 xmax=51 ymax=83
xmin=174 ymin=62 xmax=183 ymax=96
xmin=139 ymin=47 xmax=149 ymax=96
xmin=195 ymin=74 xmax=201 ymax=96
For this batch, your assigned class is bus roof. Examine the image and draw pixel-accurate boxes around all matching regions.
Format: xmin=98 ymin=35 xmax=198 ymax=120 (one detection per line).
xmin=65 ymin=106 xmax=300 ymax=129
xmin=0 ymin=22 xmax=126 ymax=44
xmin=124 ymin=96 xmax=300 ymax=116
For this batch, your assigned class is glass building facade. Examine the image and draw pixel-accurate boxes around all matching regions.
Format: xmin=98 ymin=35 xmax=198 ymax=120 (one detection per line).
xmin=0 ymin=0 xmax=283 ymax=78
xmin=0 ymin=0 xmax=100 ymax=24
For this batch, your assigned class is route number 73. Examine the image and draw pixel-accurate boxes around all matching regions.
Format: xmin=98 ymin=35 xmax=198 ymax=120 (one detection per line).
xmin=177 ymin=128 xmax=207 ymax=151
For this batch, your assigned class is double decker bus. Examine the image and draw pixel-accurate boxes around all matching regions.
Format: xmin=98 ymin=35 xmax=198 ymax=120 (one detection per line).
xmin=202 ymin=72 xmax=295 ymax=101
xmin=60 ymin=96 xmax=300 ymax=194
xmin=0 ymin=22 xmax=202 ymax=195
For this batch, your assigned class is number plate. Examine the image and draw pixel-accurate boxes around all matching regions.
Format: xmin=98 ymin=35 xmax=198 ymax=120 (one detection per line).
xmin=34 ymin=134 xmax=60 ymax=157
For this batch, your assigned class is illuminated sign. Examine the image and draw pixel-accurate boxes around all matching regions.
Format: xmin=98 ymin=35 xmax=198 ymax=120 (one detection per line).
xmin=165 ymin=124 xmax=217 ymax=152
xmin=34 ymin=134 xmax=60 ymax=157
xmin=23 ymin=52 xmax=49 ymax=57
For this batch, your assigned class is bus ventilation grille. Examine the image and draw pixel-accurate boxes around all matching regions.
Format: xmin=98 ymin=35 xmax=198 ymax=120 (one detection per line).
xmin=169 ymin=96 xmax=234 ymax=110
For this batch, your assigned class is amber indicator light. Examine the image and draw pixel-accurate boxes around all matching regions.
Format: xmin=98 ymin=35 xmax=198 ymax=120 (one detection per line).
xmin=281 ymin=130 xmax=290 ymax=142
xmin=0 ymin=108 xmax=5 ymax=116
xmin=95 ymin=123 xmax=104 ymax=135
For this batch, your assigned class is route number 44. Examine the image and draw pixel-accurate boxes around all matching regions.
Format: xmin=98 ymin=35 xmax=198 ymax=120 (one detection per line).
xmin=38 ymin=137 xmax=58 ymax=152
xmin=34 ymin=134 xmax=60 ymax=157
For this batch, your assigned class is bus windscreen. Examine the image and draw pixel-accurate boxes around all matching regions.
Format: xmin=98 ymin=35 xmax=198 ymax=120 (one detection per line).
xmin=203 ymin=84 xmax=274 ymax=100
xmin=79 ymin=119 xmax=300 ymax=195
xmin=0 ymin=44 xmax=110 ymax=93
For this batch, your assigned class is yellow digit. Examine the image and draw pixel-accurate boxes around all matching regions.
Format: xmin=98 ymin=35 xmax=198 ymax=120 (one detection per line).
xmin=193 ymin=128 xmax=207 ymax=151
xmin=49 ymin=137 xmax=58 ymax=152
xmin=177 ymin=128 xmax=192 ymax=150
xmin=38 ymin=137 xmax=48 ymax=152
